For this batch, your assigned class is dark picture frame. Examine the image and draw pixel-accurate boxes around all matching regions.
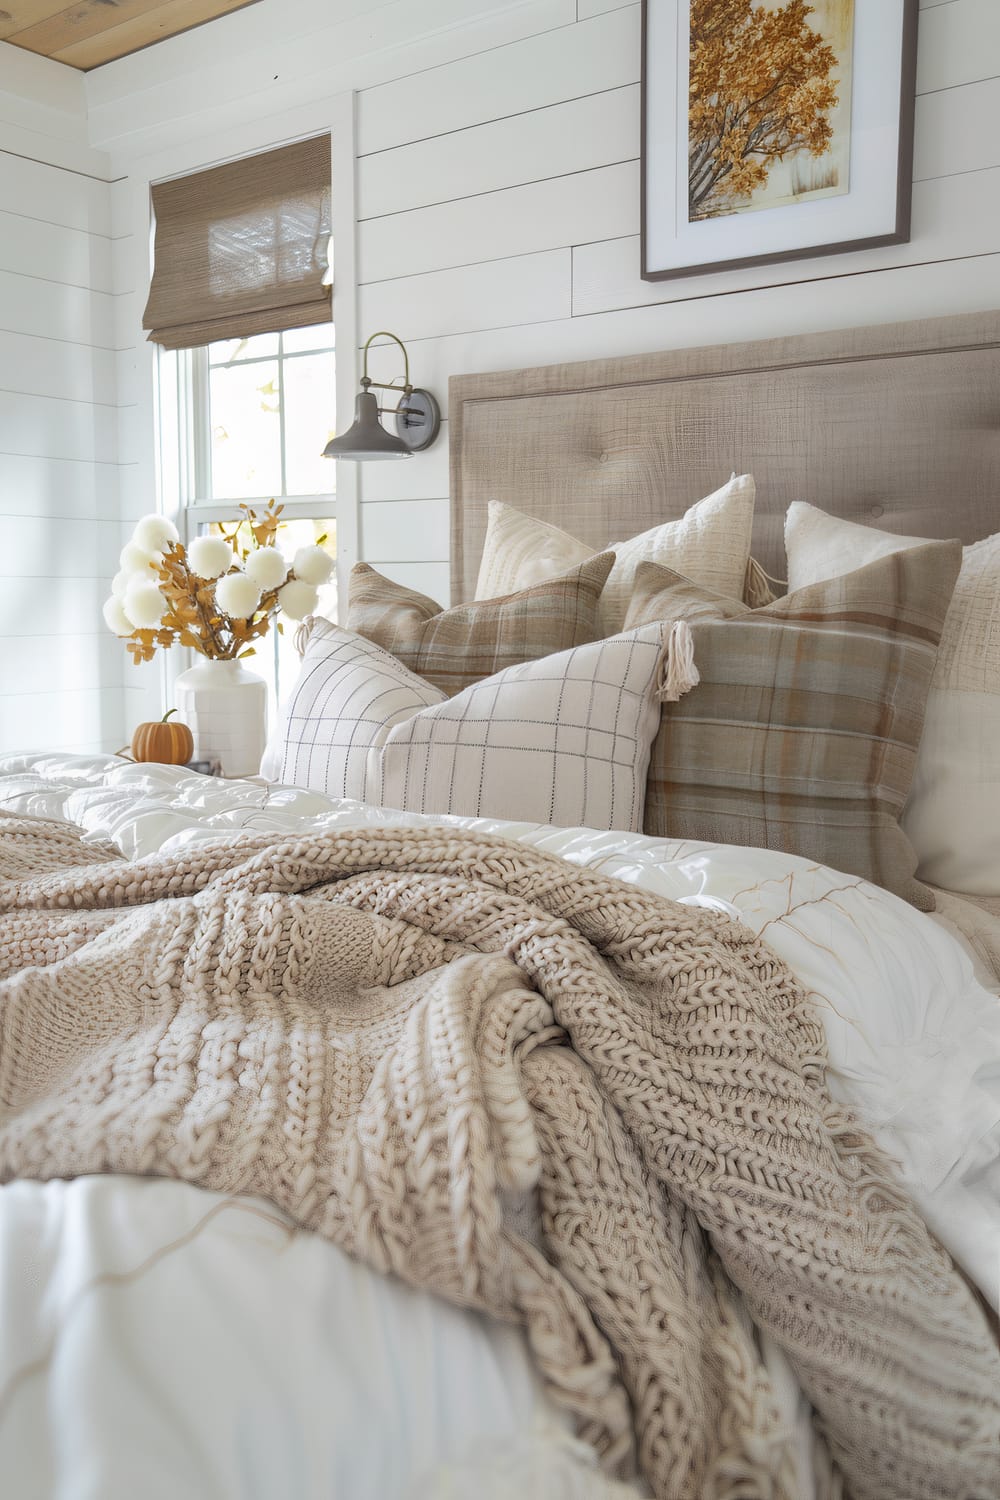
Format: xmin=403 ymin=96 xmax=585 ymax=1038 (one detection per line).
xmin=641 ymin=0 xmax=919 ymax=282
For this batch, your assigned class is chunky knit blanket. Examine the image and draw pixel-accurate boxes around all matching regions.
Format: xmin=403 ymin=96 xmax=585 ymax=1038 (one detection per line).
xmin=1 ymin=811 xmax=997 ymax=1500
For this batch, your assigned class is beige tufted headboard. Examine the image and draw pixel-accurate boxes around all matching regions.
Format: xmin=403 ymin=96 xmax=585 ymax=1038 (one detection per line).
xmin=448 ymin=310 xmax=1000 ymax=603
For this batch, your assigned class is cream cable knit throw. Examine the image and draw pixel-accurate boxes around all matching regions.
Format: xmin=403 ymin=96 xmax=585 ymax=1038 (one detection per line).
xmin=1 ymin=812 xmax=997 ymax=1500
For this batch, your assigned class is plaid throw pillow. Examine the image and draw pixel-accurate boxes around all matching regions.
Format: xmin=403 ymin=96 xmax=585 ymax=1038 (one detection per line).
xmin=624 ymin=542 xmax=963 ymax=908
xmin=266 ymin=618 xmax=668 ymax=831
xmin=785 ymin=502 xmax=1000 ymax=898
xmin=348 ymin=553 xmax=614 ymax=696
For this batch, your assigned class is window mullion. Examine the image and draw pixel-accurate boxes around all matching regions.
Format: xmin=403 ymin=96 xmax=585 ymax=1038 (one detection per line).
xmin=191 ymin=346 xmax=212 ymax=504
xmin=277 ymin=332 xmax=288 ymax=497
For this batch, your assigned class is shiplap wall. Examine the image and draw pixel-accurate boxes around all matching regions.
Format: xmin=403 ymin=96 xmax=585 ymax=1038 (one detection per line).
xmin=0 ymin=45 xmax=125 ymax=754
xmin=90 ymin=0 xmax=1000 ymax=626
xmin=354 ymin=0 xmax=1000 ymax=604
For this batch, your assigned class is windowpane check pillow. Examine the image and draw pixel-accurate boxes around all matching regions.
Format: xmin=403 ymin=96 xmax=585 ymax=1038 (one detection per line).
xmin=266 ymin=617 xmax=668 ymax=831
xmin=347 ymin=552 xmax=614 ymax=696
xmin=785 ymin=501 xmax=1000 ymax=897
xmin=474 ymin=473 xmax=756 ymax=633
xmin=624 ymin=542 xmax=963 ymax=908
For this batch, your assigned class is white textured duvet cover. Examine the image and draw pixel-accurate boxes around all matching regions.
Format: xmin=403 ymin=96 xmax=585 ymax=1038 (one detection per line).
xmin=1 ymin=754 xmax=997 ymax=1500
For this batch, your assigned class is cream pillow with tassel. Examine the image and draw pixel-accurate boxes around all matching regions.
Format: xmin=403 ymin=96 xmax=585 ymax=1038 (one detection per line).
xmin=474 ymin=474 xmax=756 ymax=634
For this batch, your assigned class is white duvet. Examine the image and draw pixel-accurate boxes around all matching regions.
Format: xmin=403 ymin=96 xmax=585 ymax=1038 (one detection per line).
xmin=1 ymin=753 xmax=997 ymax=1500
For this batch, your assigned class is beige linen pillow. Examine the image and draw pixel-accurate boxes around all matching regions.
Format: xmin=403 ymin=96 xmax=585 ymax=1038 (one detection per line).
xmin=785 ymin=502 xmax=1000 ymax=896
xmin=268 ymin=618 xmax=668 ymax=831
xmin=474 ymin=473 xmax=756 ymax=633
xmin=348 ymin=552 xmax=613 ymax=697
xmin=624 ymin=542 xmax=963 ymax=908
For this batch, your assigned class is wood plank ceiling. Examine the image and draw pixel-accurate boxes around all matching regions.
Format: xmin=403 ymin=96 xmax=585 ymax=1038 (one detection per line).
xmin=0 ymin=0 xmax=261 ymax=70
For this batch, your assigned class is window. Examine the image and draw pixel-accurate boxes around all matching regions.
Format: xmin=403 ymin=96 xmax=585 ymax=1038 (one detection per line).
xmin=147 ymin=134 xmax=335 ymax=721
xmin=157 ymin=321 xmax=337 ymax=713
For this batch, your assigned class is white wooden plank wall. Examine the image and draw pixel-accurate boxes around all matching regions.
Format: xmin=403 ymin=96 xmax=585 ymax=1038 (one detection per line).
xmin=92 ymin=0 xmax=1000 ymax=612
xmin=351 ymin=0 xmax=1000 ymax=602
xmin=0 ymin=48 xmax=125 ymax=753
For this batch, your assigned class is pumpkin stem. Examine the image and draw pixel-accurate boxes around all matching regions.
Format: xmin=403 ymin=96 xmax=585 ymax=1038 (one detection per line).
xmin=161 ymin=708 xmax=178 ymax=723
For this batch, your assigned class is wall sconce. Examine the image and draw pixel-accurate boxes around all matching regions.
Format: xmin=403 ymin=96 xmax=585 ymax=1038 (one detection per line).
xmin=322 ymin=330 xmax=441 ymax=461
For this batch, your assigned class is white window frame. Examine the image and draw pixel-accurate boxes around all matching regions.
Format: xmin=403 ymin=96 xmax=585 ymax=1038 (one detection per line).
xmin=124 ymin=94 xmax=359 ymax=735
xmin=170 ymin=339 xmax=337 ymax=541
xmin=158 ymin=335 xmax=339 ymax=711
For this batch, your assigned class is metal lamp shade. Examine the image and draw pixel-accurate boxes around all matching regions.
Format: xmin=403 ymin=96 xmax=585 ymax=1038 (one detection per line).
xmin=322 ymin=390 xmax=411 ymax=461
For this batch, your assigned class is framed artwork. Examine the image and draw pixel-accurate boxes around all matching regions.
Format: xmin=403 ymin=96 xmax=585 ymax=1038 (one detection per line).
xmin=641 ymin=0 xmax=919 ymax=281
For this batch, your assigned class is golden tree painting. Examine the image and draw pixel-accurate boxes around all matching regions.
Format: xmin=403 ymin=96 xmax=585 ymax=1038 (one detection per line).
xmin=689 ymin=0 xmax=855 ymax=222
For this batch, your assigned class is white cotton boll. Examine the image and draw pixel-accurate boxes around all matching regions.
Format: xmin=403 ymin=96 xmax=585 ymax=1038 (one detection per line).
xmin=292 ymin=544 xmax=334 ymax=586
xmin=132 ymin=513 xmax=179 ymax=553
xmin=120 ymin=541 xmax=157 ymax=574
xmin=111 ymin=569 xmax=131 ymax=598
xmin=245 ymin=546 xmax=288 ymax=590
xmin=187 ymin=535 xmax=233 ymax=580
xmin=102 ymin=595 xmax=134 ymax=636
xmin=122 ymin=581 xmax=167 ymax=629
xmin=277 ymin=579 xmax=319 ymax=621
xmin=215 ymin=571 xmax=262 ymax=620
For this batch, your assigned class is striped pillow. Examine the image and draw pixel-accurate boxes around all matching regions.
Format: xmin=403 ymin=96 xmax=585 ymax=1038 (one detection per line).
xmin=624 ymin=543 xmax=963 ymax=908
xmin=347 ymin=553 xmax=614 ymax=696
xmin=266 ymin=618 xmax=668 ymax=831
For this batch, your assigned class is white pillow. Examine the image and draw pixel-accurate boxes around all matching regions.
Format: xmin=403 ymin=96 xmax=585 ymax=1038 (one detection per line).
xmin=474 ymin=474 xmax=756 ymax=633
xmin=785 ymin=501 xmax=1000 ymax=896
xmin=265 ymin=618 xmax=669 ymax=831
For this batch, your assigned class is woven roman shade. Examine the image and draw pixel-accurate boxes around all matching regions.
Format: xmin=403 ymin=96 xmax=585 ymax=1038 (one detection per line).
xmin=142 ymin=136 xmax=332 ymax=351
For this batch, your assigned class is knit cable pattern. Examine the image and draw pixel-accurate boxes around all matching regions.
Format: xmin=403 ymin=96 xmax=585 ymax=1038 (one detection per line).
xmin=1 ymin=811 xmax=997 ymax=1500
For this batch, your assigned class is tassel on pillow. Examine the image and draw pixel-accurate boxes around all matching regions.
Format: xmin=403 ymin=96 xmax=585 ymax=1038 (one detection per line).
xmin=743 ymin=557 xmax=783 ymax=609
xmin=658 ymin=619 xmax=700 ymax=703
xmin=294 ymin=616 xmax=317 ymax=656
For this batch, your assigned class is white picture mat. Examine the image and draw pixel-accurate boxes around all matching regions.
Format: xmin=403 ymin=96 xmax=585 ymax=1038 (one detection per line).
xmin=644 ymin=0 xmax=907 ymax=275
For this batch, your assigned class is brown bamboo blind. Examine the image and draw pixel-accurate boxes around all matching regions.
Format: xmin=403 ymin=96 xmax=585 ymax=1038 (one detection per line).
xmin=142 ymin=136 xmax=332 ymax=351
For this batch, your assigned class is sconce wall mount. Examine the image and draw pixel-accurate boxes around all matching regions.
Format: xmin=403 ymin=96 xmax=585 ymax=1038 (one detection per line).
xmin=322 ymin=331 xmax=441 ymax=461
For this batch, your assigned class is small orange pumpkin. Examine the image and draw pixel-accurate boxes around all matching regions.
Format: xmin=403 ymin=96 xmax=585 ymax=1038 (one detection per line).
xmin=131 ymin=709 xmax=194 ymax=766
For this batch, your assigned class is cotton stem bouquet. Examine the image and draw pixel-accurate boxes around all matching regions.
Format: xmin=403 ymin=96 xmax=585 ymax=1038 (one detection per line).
xmin=103 ymin=502 xmax=332 ymax=665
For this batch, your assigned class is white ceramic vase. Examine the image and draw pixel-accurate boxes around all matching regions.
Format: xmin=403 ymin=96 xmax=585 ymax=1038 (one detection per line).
xmin=174 ymin=657 xmax=267 ymax=778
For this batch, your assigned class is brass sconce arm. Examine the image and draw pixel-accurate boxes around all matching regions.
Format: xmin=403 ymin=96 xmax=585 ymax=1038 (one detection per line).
xmin=360 ymin=330 xmax=412 ymax=409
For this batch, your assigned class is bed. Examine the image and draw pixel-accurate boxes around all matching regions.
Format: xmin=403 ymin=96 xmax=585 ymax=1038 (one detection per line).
xmin=1 ymin=310 xmax=998 ymax=1500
